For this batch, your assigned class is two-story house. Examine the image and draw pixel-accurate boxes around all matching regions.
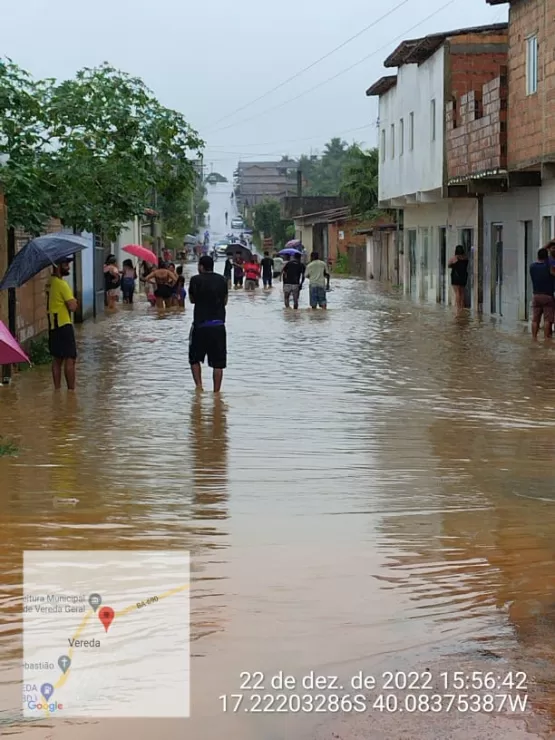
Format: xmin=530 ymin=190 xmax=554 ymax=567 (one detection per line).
xmin=481 ymin=0 xmax=555 ymax=322
xmin=367 ymin=23 xmax=508 ymax=309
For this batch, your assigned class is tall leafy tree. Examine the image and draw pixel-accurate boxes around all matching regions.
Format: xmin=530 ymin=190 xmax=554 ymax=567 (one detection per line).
xmin=340 ymin=146 xmax=380 ymax=217
xmin=0 ymin=60 xmax=203 ymax=238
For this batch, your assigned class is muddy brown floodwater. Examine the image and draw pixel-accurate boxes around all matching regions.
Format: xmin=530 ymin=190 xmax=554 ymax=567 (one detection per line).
xmin=2 ymin=197 xmax=555 ymax=740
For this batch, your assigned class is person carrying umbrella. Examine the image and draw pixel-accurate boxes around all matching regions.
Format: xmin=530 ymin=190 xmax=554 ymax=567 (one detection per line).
xmin=47 ymin=258 xmax=78 ymax=390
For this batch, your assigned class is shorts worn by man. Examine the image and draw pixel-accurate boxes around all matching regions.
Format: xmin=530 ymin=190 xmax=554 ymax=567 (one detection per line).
xmin=47 ymin=258 xmax=78 ymax=390
xmin=282 ymin=255 xmax=305 ymax=309
xmin=530 ymin=247 xmax=555 ymax=340
xmin=305 ymin=252 xmax=329 ymax=309
xmin=188 ymin=255 xmax=229 ymax=392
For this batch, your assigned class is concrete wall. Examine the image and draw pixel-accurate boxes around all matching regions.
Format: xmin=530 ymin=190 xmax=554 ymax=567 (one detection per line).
xmin=76 ymin=231 xmax=95 ymax=321
xmin=378 ymin=47 xmax=445 ymax=202
xmin=483 ymin=187 xmax=539 ymax=322
xmin=113 ymin=218 xmax=141 ymax=266
xmin=539 ymin=178 xmax=555 ymax=244
xmin=403 ymin=199 xmax=478 ymax=306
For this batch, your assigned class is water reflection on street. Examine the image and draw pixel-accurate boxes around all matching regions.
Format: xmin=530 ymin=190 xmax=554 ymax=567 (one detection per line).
xmin=1 ymin=184 xmax=555 ymax=738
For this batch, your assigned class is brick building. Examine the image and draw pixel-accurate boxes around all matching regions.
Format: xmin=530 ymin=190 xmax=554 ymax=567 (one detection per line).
xmin=368 ymin=23 xmax=508 ymax=310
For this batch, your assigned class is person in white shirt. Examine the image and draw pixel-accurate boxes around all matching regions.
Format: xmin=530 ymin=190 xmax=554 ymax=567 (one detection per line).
xmin=272 ymin=253 xmax=284 ymax=279
xmin=305 ymin=251 xmax=329 ymax=310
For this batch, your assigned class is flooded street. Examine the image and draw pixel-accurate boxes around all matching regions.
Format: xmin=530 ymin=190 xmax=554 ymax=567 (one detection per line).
xmin=2 ymin=184 xmax=555 ymax=738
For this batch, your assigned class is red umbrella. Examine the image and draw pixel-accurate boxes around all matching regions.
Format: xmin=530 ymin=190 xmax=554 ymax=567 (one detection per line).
xmin=122 ymin=244 xmax=158 ymax=265
xmin=0 ymin=320 xmax=30 ymax=365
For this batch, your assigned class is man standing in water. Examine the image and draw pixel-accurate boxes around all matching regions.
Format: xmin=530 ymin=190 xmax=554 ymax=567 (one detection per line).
xmin=188 ymin=255 xmax=228 ymax=392
xmin=260 ymin=251 xmax=274 ymax=289
xmin=282 ymin=253 xmax=305 ymax=309
xmin=305 ymin=251 xmax=329 ymax=310
xmin=47 ymin=258 xmax=78 ymax=390
xmin=530 ymin=247 xmax=555 ymax=340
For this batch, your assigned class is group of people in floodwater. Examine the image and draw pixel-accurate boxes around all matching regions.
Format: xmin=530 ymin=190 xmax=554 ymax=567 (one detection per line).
xmin=222 ymin=250 xmax=331 ymax=309
xmin=103 ymin=254 xmax=187 ymax=310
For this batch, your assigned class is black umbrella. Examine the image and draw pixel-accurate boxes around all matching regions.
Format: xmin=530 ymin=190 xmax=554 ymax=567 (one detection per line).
xmin=0 ymin=233 xmax=90 ymax=290
xmin=226 ymin=245 xmax=252 ymax=261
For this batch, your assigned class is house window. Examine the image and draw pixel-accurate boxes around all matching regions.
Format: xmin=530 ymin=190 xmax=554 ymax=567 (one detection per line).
xmin=409 ymin=112 xmax=414 ymax=150
xmin=526 ymin=35 xmax=538 ymax=95
xmin=381 ymin=129 xmax=386 ymax=162
xmin=431 ymin=99 xmax=436 ymax=141
xmin=390 ymin=123 xmax=395 ymax=158
xmin=399 ymin=118 xmax=404 ymax=156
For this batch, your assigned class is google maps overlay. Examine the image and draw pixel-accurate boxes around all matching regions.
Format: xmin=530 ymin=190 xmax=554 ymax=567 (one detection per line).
xmin=23 ymin=550 xmax=190 ymax=718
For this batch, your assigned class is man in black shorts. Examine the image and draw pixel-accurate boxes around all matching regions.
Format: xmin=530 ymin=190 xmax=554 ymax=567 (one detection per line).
xmin=188 ymin=255 xmax=228 ymax=392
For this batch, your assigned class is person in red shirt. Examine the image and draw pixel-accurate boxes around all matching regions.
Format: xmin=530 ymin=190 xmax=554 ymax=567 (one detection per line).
xmin=244 ymin=255 xmax=261 ymax=291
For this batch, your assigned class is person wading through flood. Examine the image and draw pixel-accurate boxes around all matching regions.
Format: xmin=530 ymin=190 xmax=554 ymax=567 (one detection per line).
xmin=175 ymin=265 xmax=187 ymax=308
xmin=104 ymin=254 xmax=120 ymax=310
xmin=188 ymin=255 xmax=229 ymax=393
xmin=223 ymin=254 xmax=233 ymax=289
xmin=121 ymin=259 xmax=137 ymax=304
xmin=260 ymin=251 xmax=274 ymax=289
xmin=145 ymin=260 xmax=177 ymax=309
xmin=233 ymin=252 xmax=244 ymax=289
xmin=282 ymin=253 xmax=305 ymax=309
xmin=448 ymin=245 xmax=469 ymax=312
xmin=530 ymin=247 xmax=555 ymax=340
xmin=47 ymin=258 xmax=78 ymax=390
xmin=244 ymin=254 xmax=261 ymax=291
xmin=272 ymin=252 xmax=284 ymax=281
xmin=305 ymin=251 xmax=329 ymax=310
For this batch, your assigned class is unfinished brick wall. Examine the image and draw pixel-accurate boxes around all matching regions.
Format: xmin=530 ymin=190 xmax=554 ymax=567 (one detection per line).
xmin=15 ymin=220 xmax=63 ymax=344
xmin=505 ymin=0 xmax=547 ymax=168
xmin=448 ymin=33 xmax=508 ymax=101
xmin=447 ymin=70 xmax=508 ymax=179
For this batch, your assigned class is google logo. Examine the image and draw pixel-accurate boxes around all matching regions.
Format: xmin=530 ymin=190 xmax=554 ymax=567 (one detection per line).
xmin=27 ymin=702 xmax=63 ymax=711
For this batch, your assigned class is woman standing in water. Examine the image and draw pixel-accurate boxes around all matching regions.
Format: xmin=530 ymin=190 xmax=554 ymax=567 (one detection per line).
xmin=121 ymin=259 xmax=137 ymax=304
xmin=104 ymin=255 xmax=120 ymax=310
xmin=144 ymin=260 xmax=177 ymax=309
xmin=448 ymin=245 xmax=469 ymax=312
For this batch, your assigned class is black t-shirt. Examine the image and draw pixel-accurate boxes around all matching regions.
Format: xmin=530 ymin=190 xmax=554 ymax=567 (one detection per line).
xmin=188 ymin=272 xmax=228 ymax=325
xmin=261 ymin=257 xmax=274 ymax=275
xmin=282 ymin=261 xmax=305 ymax=285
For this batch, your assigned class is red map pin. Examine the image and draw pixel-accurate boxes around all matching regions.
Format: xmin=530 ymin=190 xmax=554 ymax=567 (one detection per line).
xmin=99 ymin=606 xmax=115 ymax=632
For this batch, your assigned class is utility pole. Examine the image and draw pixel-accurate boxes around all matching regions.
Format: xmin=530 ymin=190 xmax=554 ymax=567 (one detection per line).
xmin=297 ymin=168 xmax=303 ymax=244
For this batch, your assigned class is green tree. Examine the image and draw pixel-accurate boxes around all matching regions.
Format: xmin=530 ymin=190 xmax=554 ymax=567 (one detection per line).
xmin=0 ymin=60 xmax=204 ymax=238
xmin=340 ymin=146 xmax=380 ymax=217
xmin=253 ymin=199 xmax=293 ymax=248
xmin=299 ymin=138 xmax=353 ymax=196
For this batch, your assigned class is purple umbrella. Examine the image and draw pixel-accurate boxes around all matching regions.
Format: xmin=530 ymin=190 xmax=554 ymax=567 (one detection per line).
xmin=285 ymin=239 xmax=302 ymax=248
xmin=279 ymin=247 xmax=302 ymax=256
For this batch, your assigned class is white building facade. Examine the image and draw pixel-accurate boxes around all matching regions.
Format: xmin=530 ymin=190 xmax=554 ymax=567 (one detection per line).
xmin=367 ymin=32 xmax=482 ymax=309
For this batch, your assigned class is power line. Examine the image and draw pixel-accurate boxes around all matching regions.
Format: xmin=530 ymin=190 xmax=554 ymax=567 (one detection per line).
xmin=209 ymin=0 xmax=457 ymax=135
xmin=204 ymin=0 xmax=412 ymax=131
xmin=206 ymin=123 xmax=373 ymax=150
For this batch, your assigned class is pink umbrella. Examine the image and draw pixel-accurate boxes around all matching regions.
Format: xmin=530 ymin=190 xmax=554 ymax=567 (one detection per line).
xmin=0 ymin=320 xmax=30 ymax=365
xmin=122 ymin=244 xmax=158 ymax=265
xmin=285 ymin=239 xmax=302 ymax=248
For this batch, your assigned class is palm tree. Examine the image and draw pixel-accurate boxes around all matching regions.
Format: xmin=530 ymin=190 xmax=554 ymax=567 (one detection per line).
xmin=340 ymin=146 xmax=380 ymax=217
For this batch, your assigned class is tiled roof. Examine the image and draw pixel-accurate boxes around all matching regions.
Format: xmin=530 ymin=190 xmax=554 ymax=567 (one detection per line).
xmin=384 ymin=22 xmax=508 ymax=68
xmin=365 ymin=75 xmax=397 ymax=97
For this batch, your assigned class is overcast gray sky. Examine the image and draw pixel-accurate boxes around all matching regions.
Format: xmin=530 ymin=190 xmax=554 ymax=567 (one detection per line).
xmin=1 ymin=0 xmax=507 ymax=177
